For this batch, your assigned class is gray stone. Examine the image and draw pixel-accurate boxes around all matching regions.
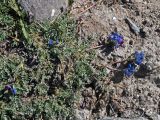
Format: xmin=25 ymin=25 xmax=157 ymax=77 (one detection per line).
xmin=18 ymin=0 xmax=68 ymax=21
xmin=75 ymin=109 xmax=91 ymax=120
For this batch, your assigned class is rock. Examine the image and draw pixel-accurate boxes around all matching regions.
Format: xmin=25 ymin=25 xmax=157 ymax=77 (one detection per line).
xmin=82 ymin=87 xmax=93 ymax=97
xmin=144 ymin=62 xmax=154 ymax=71
xmin=125 ymin=17 xmax=140 ymax=35
xmin=18 ymin=0 xmax=68 ymax=21
xmin=134 ymin=0 xmax=143 ymax=3
xmin=75 ymin=109 xmax=91 ymax=120
xmin=139 ymin=95 xmax=146 ymax=105
xmin=122 ymin=88 xmax=129 ymax=97
xmin=154 ymin=75 xmax=160 ymax=88
xmin=121 ymin=0 xmax=130 ymax=3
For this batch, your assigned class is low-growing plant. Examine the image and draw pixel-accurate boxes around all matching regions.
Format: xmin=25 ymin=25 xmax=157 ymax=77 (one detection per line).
xmin=0 ymin=0 xmax=101 ymax=119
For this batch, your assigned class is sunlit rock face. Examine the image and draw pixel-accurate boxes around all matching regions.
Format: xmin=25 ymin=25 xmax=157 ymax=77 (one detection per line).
xmin=18 ymin=0 xmax=68 ymax=21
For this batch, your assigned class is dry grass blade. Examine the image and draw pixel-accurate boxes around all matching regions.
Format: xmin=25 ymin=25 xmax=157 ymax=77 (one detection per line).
xmin=75 ymin=0 xmax=103 ymax=18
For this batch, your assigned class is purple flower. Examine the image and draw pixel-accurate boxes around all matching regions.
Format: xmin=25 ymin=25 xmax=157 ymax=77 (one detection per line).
xmin=11 ymin=88 xmax=17 ymax=95
xmin=48 ymin=39 xmax=54 ymax=45
xmin=135 ymin=51 xmax=144 ymax=65
xmin=109 ymin=32 xmax=124 ymax=47
xmin=4 ymin=85 xmax=16 ymax=95
xmin=124 ymin=64 xmax=136 ymax=77
xmin=5 ymin=85 xmax=12 ymax=90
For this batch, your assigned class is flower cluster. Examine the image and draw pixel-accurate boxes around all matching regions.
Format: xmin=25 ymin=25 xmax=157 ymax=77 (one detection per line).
xmin=48 ymin=39 xmax=54 ymax=45
xmin=124 ymin=51 xmax=144 ymax=77
xmin=48 ymin=38 xmax=59 ymax=46
xmin=124 ymin=64 xmax=136 ymax=77
xmin=135 ymin=51 xmax=144 ymax=65
xmin=5 ymin=85 xmax=16 ymax=95
xmin=109 ymin=32 xmax=124 ymax=48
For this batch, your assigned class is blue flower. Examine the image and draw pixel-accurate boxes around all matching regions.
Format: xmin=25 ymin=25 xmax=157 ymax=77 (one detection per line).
xmin=124 ymin=64 xmax=136 ymax=77
xmin=109 ymin=32 xmax=124 ymax=47
xmin=4 ymin=85 xmax=16 ymax=95
xmin=48 ymin=38 xmax=60 ymax=46
xmin=48 ymin=39 xmax=54 ymax=45
xmin=11 ymin=87 xmax=17 ymax=95
xmin=135 ymin=51 xmax=144 ymax=65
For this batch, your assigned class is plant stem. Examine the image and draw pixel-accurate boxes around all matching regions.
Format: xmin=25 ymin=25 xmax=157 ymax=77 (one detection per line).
xmin=9 ymin=0 xmax=30 ymax=43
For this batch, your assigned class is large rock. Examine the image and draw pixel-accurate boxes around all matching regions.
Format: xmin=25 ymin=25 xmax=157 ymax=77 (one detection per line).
xmin=18 ymin=0 xmax=68 ymax=21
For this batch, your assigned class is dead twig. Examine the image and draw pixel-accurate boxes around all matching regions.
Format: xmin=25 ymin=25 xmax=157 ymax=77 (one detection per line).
xmin=111 ymin=55 xmax=134 ymax=64
xmin=76 ymin=0 xmax=103 ymax=18
xmin=86 ymin=45 xmax=104 ymax=51
xmin=105 ymin=65 xmax=121 ymax=71
xmin=97 ymin=63 xmax=121 ymax=71
xmin=111 ymin=59 xmax=128 ymax=64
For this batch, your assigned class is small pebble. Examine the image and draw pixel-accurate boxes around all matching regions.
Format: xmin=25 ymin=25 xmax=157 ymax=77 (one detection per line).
xmin=112 ymin=17 xmax=117 ymax=21
xmin=51 ymin=9 xmax=55 ymax=17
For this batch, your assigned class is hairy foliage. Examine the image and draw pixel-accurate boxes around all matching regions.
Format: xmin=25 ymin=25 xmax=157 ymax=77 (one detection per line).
xmin=0 ymin=0 xmax=100 ymax=119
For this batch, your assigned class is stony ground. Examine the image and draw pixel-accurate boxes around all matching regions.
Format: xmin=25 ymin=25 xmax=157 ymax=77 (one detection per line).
xmin=70 ymin=0 xmax=160 ymax=119
xmin=0 ymin=0 xmax=159 ymax=119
